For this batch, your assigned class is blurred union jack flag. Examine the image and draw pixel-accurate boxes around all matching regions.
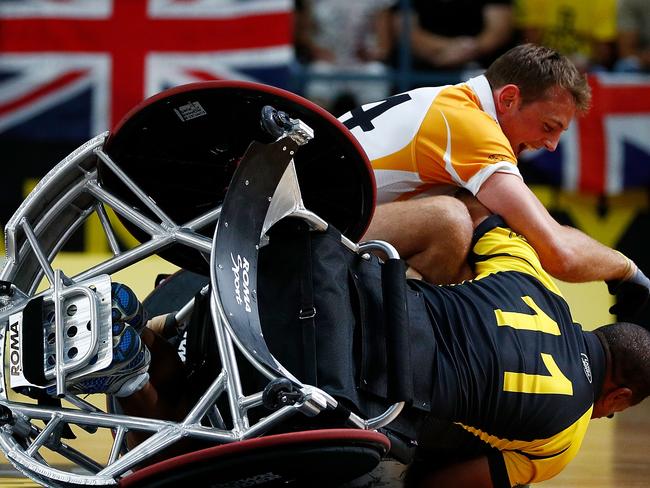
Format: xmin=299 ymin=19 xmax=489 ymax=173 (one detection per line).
xmin=0 ymin=0 xmax=294 ymax=142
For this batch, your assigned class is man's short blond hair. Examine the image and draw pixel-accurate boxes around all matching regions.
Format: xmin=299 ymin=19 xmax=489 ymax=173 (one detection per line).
xmin=485 ymin=43 xmax=592 ymax=113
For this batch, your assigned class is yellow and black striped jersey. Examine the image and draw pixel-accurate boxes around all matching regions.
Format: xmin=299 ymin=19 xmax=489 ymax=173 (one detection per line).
xmin=408 ymin=215 xmax=606 ymax=486
xmin=339 ymin=75 xmax=521 ymax=203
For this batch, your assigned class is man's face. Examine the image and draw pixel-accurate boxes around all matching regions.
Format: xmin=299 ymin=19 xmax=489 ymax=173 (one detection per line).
xmin=498 ymin=86 xmax=577 ymax=157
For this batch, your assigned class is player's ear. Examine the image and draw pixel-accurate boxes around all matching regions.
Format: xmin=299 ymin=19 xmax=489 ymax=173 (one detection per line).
xmin=495 ymin=84 xmax=520 ymax=113
xmin=606 ymin=386 xmax=633 ymax=414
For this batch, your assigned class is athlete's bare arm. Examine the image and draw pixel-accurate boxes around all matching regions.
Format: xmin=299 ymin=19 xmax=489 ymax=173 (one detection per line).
xmin=476 ymin=172 xmax=631 ymax=283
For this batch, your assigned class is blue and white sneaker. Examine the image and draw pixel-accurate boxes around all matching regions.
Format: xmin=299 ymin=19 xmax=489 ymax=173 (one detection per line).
xmin=70 ymin=322 xmax=151 ymax=397
xmin=111 ymin=282 xmax=147 ymax=333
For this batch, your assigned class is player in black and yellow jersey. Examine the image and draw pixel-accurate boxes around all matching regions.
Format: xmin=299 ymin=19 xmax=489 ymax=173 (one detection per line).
xmin=404 ymin=211 xmax=650 ymax=487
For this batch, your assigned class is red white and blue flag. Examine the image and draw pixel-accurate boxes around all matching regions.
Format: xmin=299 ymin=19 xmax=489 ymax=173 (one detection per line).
xmin=0 ymin=0 xmax=294 ymax=141
xmin=521 ymin=73 xmax=650 ymax=195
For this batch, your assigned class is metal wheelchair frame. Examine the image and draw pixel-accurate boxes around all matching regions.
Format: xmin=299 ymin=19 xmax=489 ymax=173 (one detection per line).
xmin=0 ymin=109 xmax=403 ymax=487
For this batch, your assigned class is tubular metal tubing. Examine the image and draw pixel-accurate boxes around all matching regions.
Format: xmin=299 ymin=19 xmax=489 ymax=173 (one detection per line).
xmin=27 ymin=207 xmax=95 ymax=296
xmin=174 ymin=297 xmax=196 ymax=325
xmin=0 ymin=129 xmax=412 ymax=487
xmin=358 ymin=239 xmax=400 ymax=260
xmin=182 ymin=372 xmax=227 ymax=426
xmin=174 ymin=285 xmax=210 ymax=325
xmin=99 ymin=425 xmax=236 ymax=478
xmin=290 ymin=208 xmax=328 ymax=232
xmin=86 ymin=182 xmax=165 ymax=237
xmin=63 ymin=394 xmax=100 ymax=413
xmin=94 ymin=148 xmax=176 ymax=228
xmin=3 ymin=133 xmax=107 ymax=268
xmin=26 ymin=413 xmax=62 ymax=456
xmin=340 ymin=234 xmax=359 ymax=253
xmin=97 ymin=426 xmax=181 ymax=478
xmin=48 ymin=439 xmax=104 ymax=474
xmin=26 ymin=232 xmax=174 ymax=303
xmin=53 ymin=270 xmax=66 ymax=396
xmin=346 ymin=412 xmax=367 ymax=430
xmin=207 ymin=406 xmax=227 ymax=430
xmin=72 ymin=234 xmax=175 ymax=283
xmin=3 ymin=179 xmax=92 ymax=290
xmin=95 ymin=203 xmax=121 ymax=255
xmin=0 ymin=445 xmax=116 ymax=487
xmin=29 ymin=173 xmax=94 ymax=243
xmin=108 ymin=427 xmax=127 ymax=465
xmin=239 ymin=392 xmax=264 ymax=411
xmin=1 ymin=401 xmax=172 ymax=432
xmin=183 ymin=206 xmax=222 ymax=231
xmin=356 ymin=239 xmax=405 ymax=429
xmin=239 ymin=405 xmax=297 ymax=440
xmin=209 ymin=292 xmax=248 ymax=433
xmin=208 ymin=219 xmax=254 ymax=433
xmin=365 ymin=402 xmax=406 ymax=430
xmin=63 ymin=394 xmax=100 ymax=434
xmin=174 ymin=228 xmax=213 ymax=253
xmin=20 ymin=219 xmax=55 ymax=286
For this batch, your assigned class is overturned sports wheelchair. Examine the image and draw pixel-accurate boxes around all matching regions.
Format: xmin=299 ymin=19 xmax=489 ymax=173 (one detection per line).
xmin=0 ymin=82 xmax=434 ymax=487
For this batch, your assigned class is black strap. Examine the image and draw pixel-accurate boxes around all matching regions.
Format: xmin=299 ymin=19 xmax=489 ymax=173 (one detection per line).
xmin=184 ymin=290 xmax=215 ymax=380
xmin=349 ymin=268 xmax=375 ymax=391
xmin=382 ymin=258 xmax=413 ymax=402
xmin=299 ymin=229 xmax=318 ymax=385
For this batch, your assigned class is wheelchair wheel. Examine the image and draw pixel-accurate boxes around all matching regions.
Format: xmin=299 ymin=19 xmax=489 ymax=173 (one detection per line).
xmin=119 ymin=429 xmax=390 ymax=487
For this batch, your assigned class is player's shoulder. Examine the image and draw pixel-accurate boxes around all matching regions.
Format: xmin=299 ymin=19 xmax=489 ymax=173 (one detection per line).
xmin=471 ymin=215 xmax=562 ymax=295
xmin=427 ymin=82 xmax=513 ymax=149
xmin=434 ymin=85 xmax=499 ymax=126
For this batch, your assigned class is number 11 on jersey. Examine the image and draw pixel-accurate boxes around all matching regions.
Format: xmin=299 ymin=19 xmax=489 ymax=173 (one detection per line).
xmin=495 ymin=296 xmax=574 ymax=396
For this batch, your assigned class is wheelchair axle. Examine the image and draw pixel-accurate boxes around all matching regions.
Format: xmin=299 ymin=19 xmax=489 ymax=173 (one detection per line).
xmin=262 ymin=378 xmax=304 ymax=410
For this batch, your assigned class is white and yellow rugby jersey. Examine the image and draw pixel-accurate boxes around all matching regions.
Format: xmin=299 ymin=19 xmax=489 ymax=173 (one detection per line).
xmin=339 ymin=75 xmax=521 ymax=204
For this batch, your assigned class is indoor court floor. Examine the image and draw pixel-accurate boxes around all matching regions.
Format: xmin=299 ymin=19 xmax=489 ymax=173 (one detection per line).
xmin=2 ymin=408 xmax=650 ymax=487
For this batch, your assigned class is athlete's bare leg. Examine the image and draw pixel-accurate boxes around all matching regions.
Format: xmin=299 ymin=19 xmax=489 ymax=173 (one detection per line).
xmin=363 ymin=195 xmax=474 ymax=284
xmin=117 ymin=327 xmax=191 ymax=451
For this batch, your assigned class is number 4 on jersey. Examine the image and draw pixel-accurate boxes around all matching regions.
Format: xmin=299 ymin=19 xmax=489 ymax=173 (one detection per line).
xmin=343 ymin=94 xmax=412 ymax=132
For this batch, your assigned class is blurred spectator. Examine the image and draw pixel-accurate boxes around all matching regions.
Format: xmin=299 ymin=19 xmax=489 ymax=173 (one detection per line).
xmin=514 ymin=0 xmax=617 ymax=72
xmin=614 ymin=0 xmax=650 ymax=73
xmin=294 ymin=0 xmax=395 ymax=115
xmin=396 ymin=0 xmax=514 ymax=72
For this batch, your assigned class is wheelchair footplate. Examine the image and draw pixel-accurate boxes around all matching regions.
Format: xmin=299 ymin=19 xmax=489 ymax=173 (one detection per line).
xmin=6 ymin=274 xmax=114 ymax=397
